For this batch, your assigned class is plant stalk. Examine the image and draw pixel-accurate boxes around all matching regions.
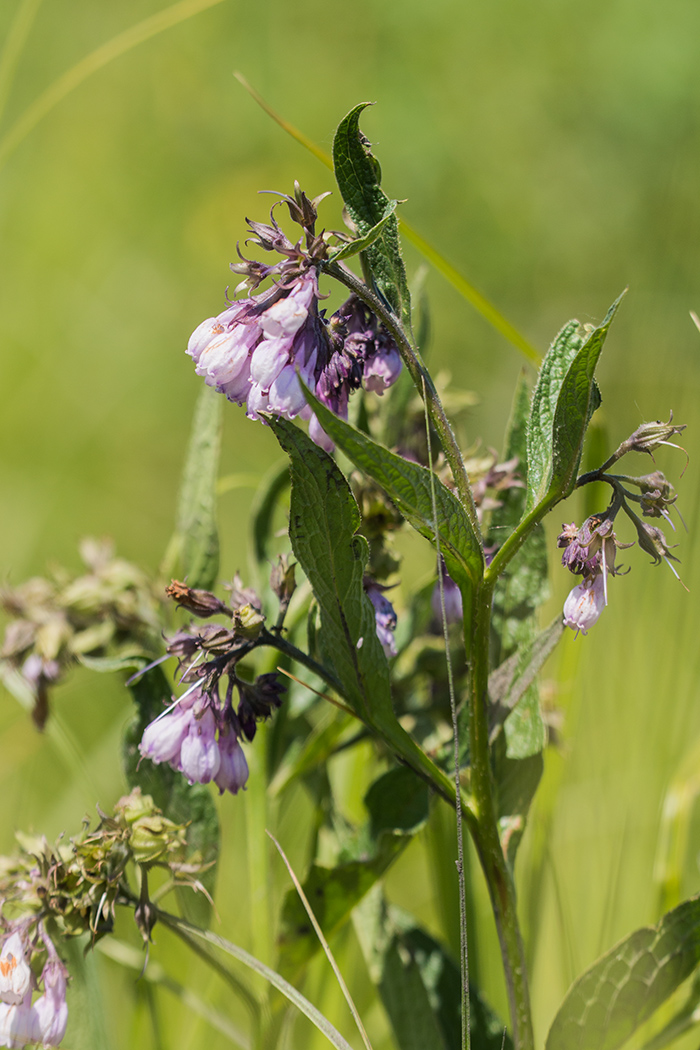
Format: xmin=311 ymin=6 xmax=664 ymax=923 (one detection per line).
xmin=467 ymin=576 xmax=534 ymax=1050
xmin=322 ymin=259 xmax=483 ymax=547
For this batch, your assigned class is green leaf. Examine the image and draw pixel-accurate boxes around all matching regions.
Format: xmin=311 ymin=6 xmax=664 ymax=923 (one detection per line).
xmin=546 ymin=894 xmax=700 ymax=1050
xmin=489 ymin=618 xmax=564 ymax=746
xmin=494 ymin=745 xmax=544 ymax=869
xmin=490 ymin=373 xmax=552 ymax=762
xmin=301 ymin=388 xmax=484 ymax=593
xmin=526 ymin=293 xmax=624 ymax=513
xmin=77 ymin=652 xmax=148 ymax=674
xmin=525 ymin=322 xmax=586 ymax=514
xmin=353 ymin=889 xmax=512 ymax=1050
xmin=548 ymin=292 xmax=625 ymax=503
xmin=492 ymin=371 xmax=550 ymax=660
xmin=638 ymin=969 xmax=700 ymax=1050
xmin=332 ymin=104 xmax=412 ymax=329
xmin=278 ymin=766 xmax=429 ymax=979
xmin=162 ymin=383 xmax=223 ymax=589
xmin=270 ymin=417 xmax=393 ymax=724
xmin=328 ymin=200 xmax=398 ymax=262
xmin=250 ymin=460 xmax=291 ymax=567
xmin=124 ymin=667 xmax=220 ymax=925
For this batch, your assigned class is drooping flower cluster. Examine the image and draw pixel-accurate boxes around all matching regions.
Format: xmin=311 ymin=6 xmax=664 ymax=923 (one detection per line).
xmin=557 ymin=514 xmax=630 ymax=634
xmin=186 ymin=185 xmax=402 ymax=450
xmin=136 ymin=576 xmax=287 ymax=794
xmin=557 ymin=416 xmax=687 ymax=636
xmin=0 ymin=929 xmax=68 ymax=1049
xmin=139 ymin=685 xmax=252 ymax=795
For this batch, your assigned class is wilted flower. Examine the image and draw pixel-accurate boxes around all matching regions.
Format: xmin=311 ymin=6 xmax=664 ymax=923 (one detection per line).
xmin=365 ymin=582 xmax=398 ymax=658
xmin=563 ymin=575 xmax=606 ymax=635
xmin=625 ymin=412 xmax=686 ymax=457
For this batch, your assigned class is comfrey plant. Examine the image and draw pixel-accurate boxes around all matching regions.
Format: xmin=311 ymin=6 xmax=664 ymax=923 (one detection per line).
xmin=0 ymin=105 xmax=695 ymax=1050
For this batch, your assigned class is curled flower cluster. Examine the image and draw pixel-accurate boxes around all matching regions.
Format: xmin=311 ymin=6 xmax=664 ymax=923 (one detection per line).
xmin=139 ymin=687 xmax=251 ymax=795
xmin=186 ymin=186 xmax=402 ymax=451
xmin=557 ymin=514 xmax=629 ymax=635
xmin=0 ymin=930 xmax=68 ymax=1050
xmin=137 ymin=576 xmax=287 ymax=793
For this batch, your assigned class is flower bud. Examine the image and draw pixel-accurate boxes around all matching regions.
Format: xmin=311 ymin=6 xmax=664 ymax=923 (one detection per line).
xmin=270 ymin=555 xmax=296 ymax=605
xmin=232 ymin=604 xmax=265 ymax=640
xmin=165 ymin=581 xmax=231 ymax=618
xmin=129 ymin=814 xmax=186 ymax=866
xmin=626 ymin=412 xmax=686 ymax=455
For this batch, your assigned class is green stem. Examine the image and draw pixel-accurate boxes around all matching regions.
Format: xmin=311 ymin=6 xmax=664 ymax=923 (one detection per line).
xmin=262 ymin=630 xmax=480 ymax=840
xmin=467 ymin=578 xmax=534 ymax=1050
xmin=322 ymin=259 xmax=482 ymax=545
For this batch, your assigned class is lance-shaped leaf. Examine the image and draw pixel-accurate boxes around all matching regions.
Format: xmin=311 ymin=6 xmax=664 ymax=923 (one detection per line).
xmin=526 ymin=293 xmax=624 ymax=513
xmin=353 ymin=889 xmax=512 ymax=1050
xmin=546 ymin=894 xmax=700 ymax=1050
xmin=270 ymin=418 xmax=393 ymax=724
xmin=333 ymin=104 xmax=412 ymax=329
xmin=124 ymin=667 xmax=220 ymax=926
xmin=490 ymin=373 xmax=551 ymax=760
xmin=278 ymin=766 xmax=429 ymax=979
xmin=162 ymin=383 xmax=223 ymax=590
xmin=489 ymin=618 xmax=563 ymax=744
xmin=302 ymin=388 xmax=483 ymax=594
xmin=328 ymin=200 xmax=398 ymax=262
xmin=548 ymin=292 xmax=625 ymax=502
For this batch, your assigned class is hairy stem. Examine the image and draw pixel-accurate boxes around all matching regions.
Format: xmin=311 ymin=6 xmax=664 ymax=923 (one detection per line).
xmin=322 ymin=259 xmax=482 ymax=544
xmin=467 ymin=578 xmax=534 ymax=1050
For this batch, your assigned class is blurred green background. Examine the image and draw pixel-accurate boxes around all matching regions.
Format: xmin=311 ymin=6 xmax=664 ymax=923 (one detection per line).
xmin=2 ymin=0 xmax=700 ymax=1046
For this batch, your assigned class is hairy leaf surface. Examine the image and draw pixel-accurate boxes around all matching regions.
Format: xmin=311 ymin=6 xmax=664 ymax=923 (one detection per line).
xmin=546 ymin=895 xmax=700 ymax=1050
xmin=270 ymin=418 xmax=393 ymax=723
xmin=162 ymin=383 xmax=222 ymax=590
xmin=333 ymin=104 xmax=411 ymax=328
xmin=303 ymin=390 xmax=483 ymax=592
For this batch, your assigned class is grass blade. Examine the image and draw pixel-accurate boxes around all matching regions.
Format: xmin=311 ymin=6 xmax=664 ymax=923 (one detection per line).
xmin=0 ymin=0 xmax=227 ymax=170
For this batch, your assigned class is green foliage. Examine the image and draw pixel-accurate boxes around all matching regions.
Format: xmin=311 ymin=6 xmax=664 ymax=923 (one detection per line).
xmin=303 ymin=387 xmax=484 ymax=593
xmin=278 ymin=766 xmax=429 ymax=979
xmin=162 ymin=383 xmax=223 ymax=590
xmin=270 ymin=417 xmax=393 ymax=724
xmin=355 ymin=888 xmax=512 ymax=1050
xmin=328 ymin=200 xmax=399 ymax=262
xmin=332 ymin=104 xmax=412 ymax=329
xmin=546 ymin=895 xmax=700 ymax=1050
xmin=526 ymin=293 xmax=624 ymax=514
xmin=491 ymin=373 xmax=550 ymax=765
